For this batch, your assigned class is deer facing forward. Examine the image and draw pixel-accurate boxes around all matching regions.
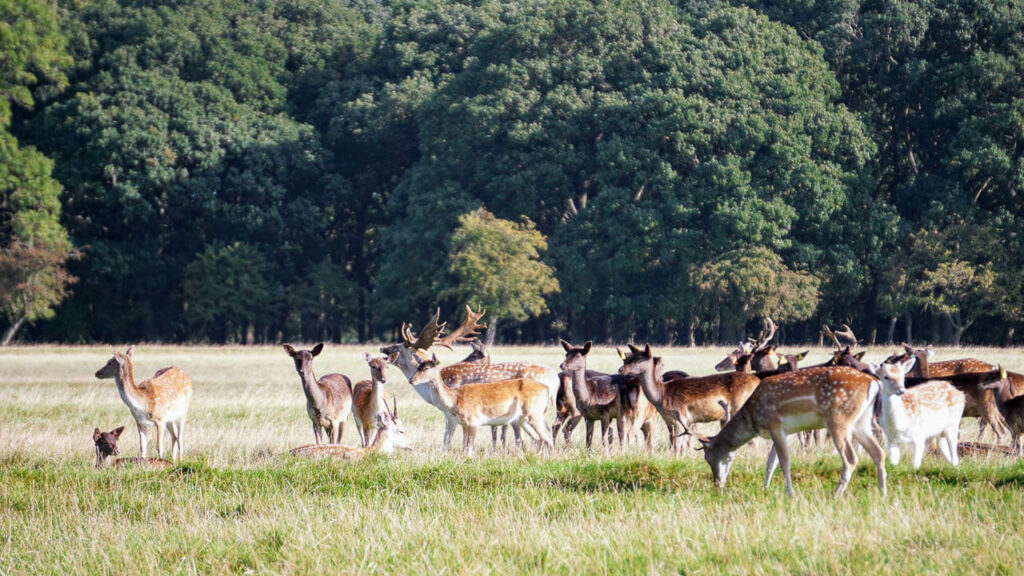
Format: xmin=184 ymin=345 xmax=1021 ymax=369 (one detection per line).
xmin=93 ymin=426 xmax=173 ymax=469
xmin=283 ymin=343 xmax=353 ymax=444
xmin=95 ymin=346 xmax=192 ymax=460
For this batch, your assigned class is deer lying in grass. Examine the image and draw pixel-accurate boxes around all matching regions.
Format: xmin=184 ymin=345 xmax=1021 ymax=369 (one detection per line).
xmin=290 ymin=397 xmax=412 ymax=459
xmin=871 ymin=358 xmax=968 ymax=469
xmin=351 ymin=353 xmax=391 ymax=447
xmin=283 ymin=343 xmax=353 ymax=445
xmin=409 ymin=355 xmax=553 ymax=455
xmin=95 ymin=346 xmax=192 ymax=460
xmin=618 ymin=344 xmax=760 ymax=453
xmin=93 ymin=426 xmax=172 ymax=469
xmin=680 ymin=366 xmax=887 ymax=497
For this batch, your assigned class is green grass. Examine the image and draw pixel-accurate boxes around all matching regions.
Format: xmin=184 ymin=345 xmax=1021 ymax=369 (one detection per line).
xmin=2 ymin=344 xmax=1024 ymax=574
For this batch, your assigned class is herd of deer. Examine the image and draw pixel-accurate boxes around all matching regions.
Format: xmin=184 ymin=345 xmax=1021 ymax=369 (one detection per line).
xmin=90 ymin=309 xmax=1024 ymax=498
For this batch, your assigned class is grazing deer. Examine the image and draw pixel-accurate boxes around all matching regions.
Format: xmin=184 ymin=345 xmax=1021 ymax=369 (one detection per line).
xmin=871 ymin=359 xmax=967 ymax=469
xmin=383 ymin=307 xmax=556 ymax=450
xmin=559 ymin=340 xmax=627 ymax=450
xmin=290 ymin=397 xmax=413 ymax=459
xmin=714 ymin=318 xmax=780 ymax=372
xmin=351 ymin=353 xmax=391 ymax=447
xmin=409 ymin=355 xmax=553 ymax=455
xmin=618 ymin=344 xmax=761 ymax=453
xmin=981 ymin=372 xmax=1024 ymax=456
xmin=681 ymin=366 xmax=887 ymax=497
xmin=282 ymin=343 xmax=353 ymax=445
xmin=95 ymin=346 xmax=192 ymax=460
xmin=93 ymin=426 xmax=173 ymax=469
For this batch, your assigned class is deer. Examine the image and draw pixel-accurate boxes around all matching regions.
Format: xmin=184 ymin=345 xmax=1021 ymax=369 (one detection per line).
xmin=282 ymin=343 xmax=353 ymax=445
xmin=95 ymin=346 xmax=192 ymax=460
xmin=680 ymin=366 xmax=887 ymax=497
xmin=408 ymin=355 xmax=553 ymax=455
xmin=618 ymin=344 xmax=761 ymax=453
xmin=290 ymin=397 xmax=413 ymax=459
xmin=870 ymin=358 xmax=968 ymax=469
xmin=558 ymin=340 xmax=628 ymax=450
xmin=980 ymin=372 xmax=1024 ymax=456
xmin=93 ymin=426 xmax=173 ymax=469
xmin=551 ymin=370 xmax=584 ymax=445
xmin=383 ymin=307 xmax=558 ymax=450
xmin=351 ymin=353 xmax=392 ymax=447
xmin=714 ymin=317 xmax=781 ymax=372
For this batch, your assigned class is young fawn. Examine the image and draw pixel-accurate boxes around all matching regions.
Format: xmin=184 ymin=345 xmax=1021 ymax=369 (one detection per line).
xmin=93 ymin=426 xmax=173 ymax=469
xmin=95 ymin=346 xmax=192 ymax=460
xmin=290 ymin=397 xmax=413 ymax=459
xmin=351 ymin=353 xmax=391 ymax=447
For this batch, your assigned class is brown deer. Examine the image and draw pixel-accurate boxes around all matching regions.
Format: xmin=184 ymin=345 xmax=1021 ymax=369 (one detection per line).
xmin=351 ymin=353 xmax=391 ymax=447
xmin=559 ymin=340 xmax=627 ymax=450
xmin=714 ymin=317 xmax=781 ymax=372
xmin=93 ymin=426 xmax=173 ymax=469
xmin=551 ymin=370 xmax=587 ymax=446
xmin=282 ymin=343 xmax=353 ymax=445
xmin=981 ymin=372 xmax=1024 ymax=456
xmin=680 ymin=366 xmax=887 ymax=497
xmin=290 ymin=397 xmax=413 ymax=459
xmin=95 ymin=346 xmax=192 ymax=460
xmin=618 ymin=344 xmax=761 ymax=453
xmin=409 ymin=356 xmax=553 ymax=455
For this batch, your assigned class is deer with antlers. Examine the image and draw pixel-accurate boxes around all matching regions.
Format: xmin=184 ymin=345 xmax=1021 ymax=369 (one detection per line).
xmin=282 ymin=343 xmax=353 ymax=445
xmin=680 ymin=365 xmax=887 ymax=497
xmin=714 ymin=317 xmax=782 ymax=372
xmin=618 ymin=344 xmax=761 ymax=453
xmin=290 ymin=397 xmax=412 ymax=459
xmin=95 ymin=346 xmax=192 ymax=460
xmin=382 ymin=307 xmax=560 ymax=450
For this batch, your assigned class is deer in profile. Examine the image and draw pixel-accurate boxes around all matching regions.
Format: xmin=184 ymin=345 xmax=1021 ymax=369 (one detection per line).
xmin=680 ymin=365 xmax=887 ymax=497
xmin=871 ymin=358 xmax=970 ymax=469
xmin=409 ymin=355 xmax=553 ymax=455
xmin=93 ymin=426 xmax=173 ymax=469
xmin=95 ymin=346 xmax=192 ymax=460
xmin=351 ymin=353 xmax=392 ymax=447
xmin=618 ymin=344 xmax=761 ymax=453
xmin=981 ymin=373 xmax=1024 ymax=456
xmin=290 ymin=397 xmax=413 ymax=459
xmin=282 ymin=343 xmax=352 ymax=444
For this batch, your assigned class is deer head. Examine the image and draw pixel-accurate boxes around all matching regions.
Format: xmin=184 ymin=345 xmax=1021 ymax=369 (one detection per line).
xmin=871 ymin=357 xmax=918 ymax=396
xmin=375 ymin=395 xmax=413 ymax=452
xmin=283 ymin=343 xmax=324 ymax=378
xmin=364 ymin=353 xmax=390 ymax=385
xmin=94 ymin=426 xmax=125 ymax=467
xmin=560 ymin=340 xmax=592 ymax=372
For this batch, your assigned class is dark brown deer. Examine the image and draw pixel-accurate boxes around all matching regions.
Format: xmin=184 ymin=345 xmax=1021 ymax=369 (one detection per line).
xmin=715 ymin=317 xmax=781 ymax=372
xmin=559 ymin=340 xmax=627 ymax=450
xmin=93 ymin=426 xmax=173 ymax=469
xmin=618 ymin=344 xmax=761 ymax=453
xmin=282 ymin=343 xmax=353 ymax=445
xmin=981 ymin=371 xmax=1024 ymax=456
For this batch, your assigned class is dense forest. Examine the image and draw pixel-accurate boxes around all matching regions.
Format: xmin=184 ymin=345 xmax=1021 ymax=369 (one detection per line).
xmin=2 ymin=0 xmax=1023 ymax=346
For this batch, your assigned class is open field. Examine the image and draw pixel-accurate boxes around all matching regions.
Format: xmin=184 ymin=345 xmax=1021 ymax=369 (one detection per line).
xmin=3 ymin=344 xmax=1024 ymax=574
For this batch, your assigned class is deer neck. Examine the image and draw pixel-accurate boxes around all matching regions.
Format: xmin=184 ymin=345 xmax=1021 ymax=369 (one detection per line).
xmin=635 ymin=361 xmax=664 ymax=406
xmin=568 ymin=364 xmax=593 ymax=404
xmin=426 ymin=372 xmax=459 ymax=414
xmin=709 ymin=407 xmax=758 ymax=456
xmin=879 ymin=389 xmax=909 ymax=430
xmin=299 ymin=368 xmax=327 ymax=407
xmin=112 ymin=360 xmax=149 ymax=415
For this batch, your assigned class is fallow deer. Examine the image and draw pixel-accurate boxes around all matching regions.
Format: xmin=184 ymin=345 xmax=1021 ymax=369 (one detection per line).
xmin=351 ymin=353 xmax=391 ymax=447
xmin=680 ymin=366 xmax=887 ymax=497
xmin=282 ymin=343 xmax=353 ymax=445
xmin=871 ymin=359 xmax=968 ymax=469
xmin=290 ymin=397 xmax=413 ymax=459
xmin=551 ymin=371 xmax=583 ymax=445
xmin=981 ymin=372 xmax=1024 ymax=456
xmin=559 ymin=341 xmax=627 ymax=450
xmin=714 ymin=317 xmax=780 ymax=372
xmin=95 ymin=346 xmax=192 ymax=460
xmin=93 ymin=426 xmax=173 ymax=469
xmin=618 ymin=344 xmax=761 ymax=453
xmin=409 ymin=356 xmax=553 ymax=455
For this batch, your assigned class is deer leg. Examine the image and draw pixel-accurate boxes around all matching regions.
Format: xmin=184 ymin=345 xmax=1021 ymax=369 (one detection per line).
xmin=491 ymin=426 xmax=498 ymax=450
xmin=174 ymin=419 xmax=185 ymax=460
xmin=599 ymin=418 xmax=612 ymax=450
xmin=764 ymin=445 xmax=779 ymax=489
xmin=852 ymin=420 xmax=887 ymax=497
xmin=463 ymin=426 xmax=477 ymax=456
xmin=910 ymin=438 xmax=925 ymax=470
xmin=551 ymin=415 xmax=564 ymax=447
xmin=312 ymin=421 xmax=322 ymax=445
xmin=584 ymin=419 xmax=595 ymax=450
xmin=563 ymin=415 xmax=580 ymax=446
xmin=642 ymin=420 xmax=652 ymax=450
xmin=443 ymin=417 xmax=457 ymax=451
xmin=526 ymin=413 xmax=554 ymax=450
xmin=768 ymin=428 xmax=794 ymax=497
xmin=138 ymin=426 xmax=148 ymax=459
xmin=941 ymin=425 xmax=959 ymax=466
xmin=165 ymin=421 xmax=178 ymax=461
xmin=830 ymin=426 xmax=858 ymax=498
xmin=154 ymin=421 xmax=164 ymax=459
xmin=337 ymin=421 xmax=346 ymax=444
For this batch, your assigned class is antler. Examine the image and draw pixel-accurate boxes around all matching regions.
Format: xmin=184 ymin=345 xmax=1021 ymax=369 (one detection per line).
xmin=821 ymin=323 xmax=857 ymax=349
xmin=434 ymin=305 xmax=487 ymax=349
xmin=835 ymin=324 xmax=857 ymax=345
xmin=752 ymin=317 xmax=777 ymax=351
xmin=821 ymin=325 xmax=841 ymax=349
xmin=401 ymin=308 xmax=447 ymax=350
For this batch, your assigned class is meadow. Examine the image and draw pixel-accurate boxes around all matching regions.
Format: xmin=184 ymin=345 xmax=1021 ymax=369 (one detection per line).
xmin=2 ymin=344 xmax=1024 ymax=575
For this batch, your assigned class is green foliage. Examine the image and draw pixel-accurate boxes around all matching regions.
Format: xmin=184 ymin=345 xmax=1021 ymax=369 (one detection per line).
xmin=443 ymin=207 xmax=559 ymax=332
xmin=182 ymin=243 xmax=276 ymax=343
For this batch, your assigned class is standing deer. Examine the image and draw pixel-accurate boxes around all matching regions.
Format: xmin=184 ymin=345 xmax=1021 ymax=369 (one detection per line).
xmin=981 ymin=373 xmax=1024 ymax=456
xmin=282 ymin=343 xmax=353 ymax=445
xmin=290 ymin=397 xmax=413 ymax=459
xmin=93 ymin=426 xmax=173 ymax=469
xmin=871 ymin=358 xmax=968 ymax=469
xmin=618 ymin=344 xmax=761 ymax=453
xmin=714 ymin=318 xmax=781 ymax=372
xmin=95 ymin=346 xmax=192 ymax=460
xmin=559 ymin=340 xmax=627 ymax=450
xmin=680 ymin=366 xmax=887 ymax=497
xmin=409 ymin=356 xmax=553 ymax=455
xmin=351 ymin=353 xmax=391 ymax=447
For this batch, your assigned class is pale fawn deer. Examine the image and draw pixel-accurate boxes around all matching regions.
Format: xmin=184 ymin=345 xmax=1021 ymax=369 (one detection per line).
xmin=680 ymin=366 xmax=887 ymax=497
xmin=351 ymin=353 xmax=392 ymax=447
xmin=93 ymin=426 xmax=173 ymax=469
xmin=95 ymin=346 xmax=192 ymax=460
xmin=283 ymin=343 xmax=353 ymax=445
xmin=290 ymin=397 xmax=413 ymax=459
xmin=409 ymin=355 xmax=553 ymax=455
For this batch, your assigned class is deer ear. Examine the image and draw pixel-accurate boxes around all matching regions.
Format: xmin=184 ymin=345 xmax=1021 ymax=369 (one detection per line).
xmin=364 ymin=352 xmax=373 ymax=363
xmin=560 ymin=339 xmax=572 ymax=353
xmin=93 ymin=428 xmax=102 ymax=442
xmin=311 ymin=343 xmax=324 ymax=356
xmin=796 ymin=351 xmax=808 ymax=361
xmin=627 ymin=343 xmax=641 ymax=355
xmin=386 ymin=352 xmax=399 ymax=364
xmin=900 ymin=357 xmax=917 ymax=375
xmin=616 ymin=347 xmax=625 ymax=360
xmin=582 ymin=341 xmax=592 ymax=355
xmin=854 ymin=351 xmax=866 ymax=360
xmin=643 ymin=344 xmax=651 ymax=358
xmin=902 ymin=343 xmax=914 ymax=353
xmin=283 ymin=344 xmax=296 ymax=357
xmin=925 ymin=347 xmax=935 ymax=359
xmin=1000 ymin=365 xmax=1007 ymax=380
xmin=125 ymin=345 xmax=135 ymax=359
xmin=113 ymin=426 xmax=125 ymax=438
xmin=431 ymin=353 xmax=439 ymax=365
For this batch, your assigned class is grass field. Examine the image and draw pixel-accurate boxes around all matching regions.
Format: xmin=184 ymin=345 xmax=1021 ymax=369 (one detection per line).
xmin=2 ymin=344 xmax=1024 ymax=574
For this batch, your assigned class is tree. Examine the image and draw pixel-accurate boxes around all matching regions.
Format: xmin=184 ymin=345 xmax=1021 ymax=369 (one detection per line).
xmin=917 ymin=259 xmax=998 ymax=347
xmin=443 ymin=207 xmax=559 ymax=345
xmin=182 ymin=244 xmax=277 ymax=344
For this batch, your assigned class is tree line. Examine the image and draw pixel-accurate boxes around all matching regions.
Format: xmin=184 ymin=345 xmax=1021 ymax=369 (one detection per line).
xmin=2 ymin=0 xmax=1023 ymax=346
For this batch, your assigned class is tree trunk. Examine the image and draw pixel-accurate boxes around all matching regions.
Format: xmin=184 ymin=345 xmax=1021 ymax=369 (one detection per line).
xmin=1 ymin=316 xmax=27 ymax=346
xmin=485 ymin=319 xmax=498 ymax=347
xmin=687 ymin=317 xmax=697 ymax=348
xmin=952 ymin=325 xmax=966 ymax=347
xmin=905 ymin=316 xmax=913 ymax=345
xmin=886 ymin=315 xmax=897 ymax=345
xmin=1005 ymin=326 xmax=1016 ymax=347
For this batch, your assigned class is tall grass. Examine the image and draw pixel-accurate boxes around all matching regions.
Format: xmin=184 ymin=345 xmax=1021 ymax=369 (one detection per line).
xmin=2 ymin=344 xmax=1023 ymax=574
